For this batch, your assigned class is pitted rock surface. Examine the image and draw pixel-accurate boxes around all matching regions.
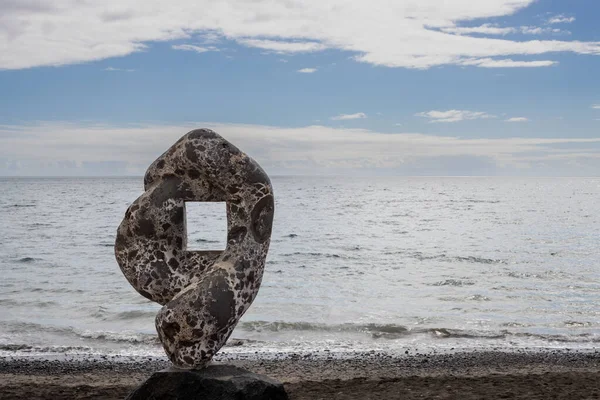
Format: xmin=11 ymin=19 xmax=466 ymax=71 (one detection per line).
xmin=115 ymin=129 xmax=274 ymax=369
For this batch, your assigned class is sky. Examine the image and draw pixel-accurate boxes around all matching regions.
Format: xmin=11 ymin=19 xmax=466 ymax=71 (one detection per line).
xmin=1 ymin=0 xmax=599 ymax=177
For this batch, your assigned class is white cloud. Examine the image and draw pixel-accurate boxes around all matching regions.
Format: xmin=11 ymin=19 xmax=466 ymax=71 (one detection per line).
xmin=505 ymin=117 xmax=529 ymax=122
xmin=0 ymin=1 xmax=598 ymax=70
xmin=416 ymin=110 xmax=496 ymax=123
xmin=331 ymin=112 xmax=367 ymax=120
xmin=442 ymin=24 xmax=570 ymax=37
xmin=521 ymin=26 xmax=544 ymax=35
xmin=459 ymin=58 xmax=557 ymax=68
xmin=198 ymin=31 xmax=222 ymax=44
xmin=171 ymin=44 xmax=219 ymax=53
xmin=1 ymin=121 xmax=599 ymax=176
xmin=236 ymin=39 xmax=326 ymax=53
xmin=104 ymin=67 xmax=135 ymax=72
xmin=297 ymin=68 xmax=317 ymax=73
xmin=520 ymin=26 xmax=570 ymax=35
xmin=548 ymin=15 xmax=575 ymax=24
xmin=442 ymin=24 xmax=516 ymax=36
xmin=395 ymin=123 xmax=403 ymax=126
xmin=592 ymin=104 xmax=600 ymax=109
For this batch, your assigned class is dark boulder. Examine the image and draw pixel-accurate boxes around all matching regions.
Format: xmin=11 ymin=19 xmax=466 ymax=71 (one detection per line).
xmin=126 ymin=364 xmax=288 ymax=400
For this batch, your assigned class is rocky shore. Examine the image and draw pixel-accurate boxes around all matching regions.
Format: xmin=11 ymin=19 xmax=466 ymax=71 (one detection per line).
xmin=1 ymin=349 xmax=599 ymax=399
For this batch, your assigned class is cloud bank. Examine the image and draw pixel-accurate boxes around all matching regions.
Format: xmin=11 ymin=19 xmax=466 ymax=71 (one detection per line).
xmin=1 ymin=121 xmax=599 ymax=177
xmin=1 ymin=0 xmax=599 ymax=70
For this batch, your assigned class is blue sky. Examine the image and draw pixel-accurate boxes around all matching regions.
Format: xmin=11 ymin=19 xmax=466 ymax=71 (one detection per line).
xmin=1 ymin=0 xmax=599 ymax=176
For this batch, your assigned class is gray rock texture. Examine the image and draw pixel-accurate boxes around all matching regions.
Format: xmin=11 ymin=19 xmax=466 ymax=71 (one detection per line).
xmin=115 ymin=129 xmax=274 ymax=369
xmin=125 ymin=365 xmax=288 ymax=400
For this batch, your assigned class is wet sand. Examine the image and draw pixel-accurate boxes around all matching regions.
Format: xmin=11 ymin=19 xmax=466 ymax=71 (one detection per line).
xmin=1 ymin=350 xmax=599 ymax=399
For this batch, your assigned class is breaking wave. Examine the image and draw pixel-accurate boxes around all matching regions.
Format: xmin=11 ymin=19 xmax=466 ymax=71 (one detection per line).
xmin=237 ymin=321 xmax=600 ymax=343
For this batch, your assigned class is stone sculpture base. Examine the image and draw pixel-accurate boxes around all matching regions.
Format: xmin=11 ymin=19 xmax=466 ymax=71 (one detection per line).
xmin=125 ymin=364 xmax=289 ymax=400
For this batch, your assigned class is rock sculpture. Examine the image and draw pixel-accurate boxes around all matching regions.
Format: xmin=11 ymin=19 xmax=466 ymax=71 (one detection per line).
xmin=115 ymin=129 xmax=274 ymax=369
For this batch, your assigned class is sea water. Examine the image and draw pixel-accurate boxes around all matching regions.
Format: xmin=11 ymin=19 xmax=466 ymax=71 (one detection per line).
xmin=0 ymin=176 xmax=599 ymax=357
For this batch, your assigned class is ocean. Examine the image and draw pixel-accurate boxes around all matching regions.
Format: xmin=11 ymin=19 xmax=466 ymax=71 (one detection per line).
xmin=0 ymin=176 xmax=599 ymax=358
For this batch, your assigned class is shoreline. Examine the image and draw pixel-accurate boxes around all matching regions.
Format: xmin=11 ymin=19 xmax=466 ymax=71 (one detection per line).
xmin=1 ymin=349 xmax=600 ymax=399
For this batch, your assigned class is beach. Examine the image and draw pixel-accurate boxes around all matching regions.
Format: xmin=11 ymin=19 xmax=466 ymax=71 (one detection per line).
xmin=1 ymin=350 xmax=600 ymax=399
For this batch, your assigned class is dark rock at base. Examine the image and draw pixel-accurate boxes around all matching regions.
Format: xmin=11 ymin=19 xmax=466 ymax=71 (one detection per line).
xmin=126 ymin=364 xmax=289 ymax=400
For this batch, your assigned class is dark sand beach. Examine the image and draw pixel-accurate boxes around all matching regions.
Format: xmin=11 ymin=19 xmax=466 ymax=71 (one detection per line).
xmin=1 ymin=350 xmax=600 ymax=399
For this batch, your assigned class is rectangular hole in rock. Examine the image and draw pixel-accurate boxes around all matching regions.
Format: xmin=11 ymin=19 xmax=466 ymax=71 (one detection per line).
xmin=185 ymin=202 xmax=227 ymax=251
